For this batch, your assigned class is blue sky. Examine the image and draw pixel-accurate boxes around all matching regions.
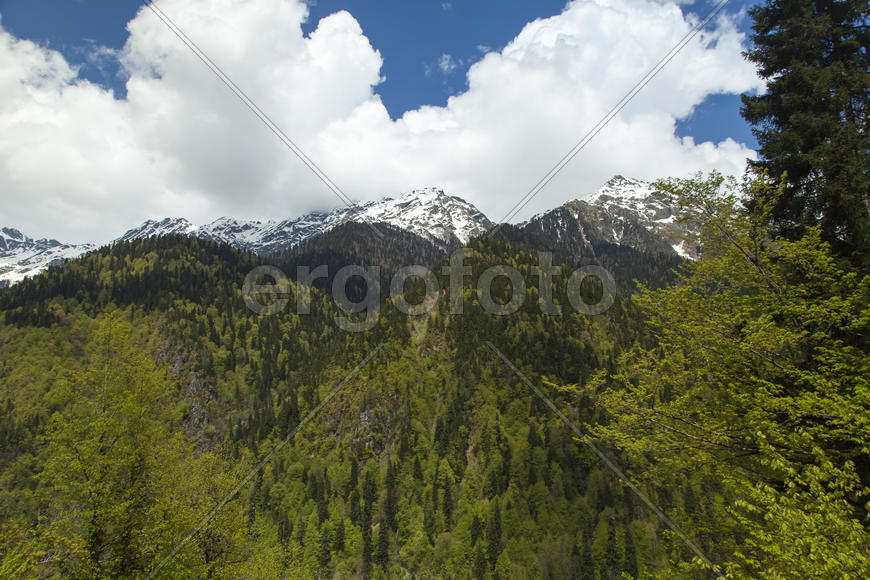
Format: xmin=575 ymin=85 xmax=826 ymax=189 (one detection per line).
xmin=0 ymin=0 xmax=765 ymax=241
xmin=0 ymin=0 xmax=759 ymax=147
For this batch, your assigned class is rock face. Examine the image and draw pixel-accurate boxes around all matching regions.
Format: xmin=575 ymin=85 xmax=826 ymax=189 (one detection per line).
xmin=521 ymin=175 xmax=699 ymax=260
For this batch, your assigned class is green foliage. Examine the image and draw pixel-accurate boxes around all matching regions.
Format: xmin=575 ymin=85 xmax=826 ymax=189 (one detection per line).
xmin=593 ymin=173 xmax=870 ymax=578
xmin=8 ymin=178 xmax=864 ymax=576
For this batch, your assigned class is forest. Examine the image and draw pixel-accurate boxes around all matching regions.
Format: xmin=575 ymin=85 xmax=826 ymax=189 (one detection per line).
xmin=1 ymin=0 xmax=868 ymax=577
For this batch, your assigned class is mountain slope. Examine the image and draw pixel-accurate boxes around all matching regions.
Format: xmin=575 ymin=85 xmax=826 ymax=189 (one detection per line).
xmin=0 ymin=232 xmax=672 ymax=578
xmin=522 ymin=175 xmax=698 ymax=260
xmin=272 ymin=221 xmax=453 ymax=302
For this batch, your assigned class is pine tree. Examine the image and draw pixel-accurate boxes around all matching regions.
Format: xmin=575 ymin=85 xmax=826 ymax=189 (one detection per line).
xmin=473 ymin=544 xmax=488 ymax=579
xmin=318 ymin=525 xmax=331 ymax=569
xmin=624 ymin=526 xmax=638 ymax=578
xmin=334 ymin=520 xmax=345 ymax=553
xmin=741 ymin=0 xmax=870 ymax=260
xmin=580 ymin=530 xmax=595 ymax=580
xmin=604 ymin=520 xmax=619 ymax=579
xmin=470 ymin=514 xmax=483 ymax=546
xmin=347 ymin=459 xmax=359 ymax=495
xmin=349 ymin=489 xmax=361 ymax=526
xmin=384 ymin=461 xmax=398 ymax=531
xmin=487 ymin=500 xmax=502 ymax=568
xmin=441 ymin=483 xmax=453 ymax=525
xmin=375 ymin=517 xmax=390 ymax=568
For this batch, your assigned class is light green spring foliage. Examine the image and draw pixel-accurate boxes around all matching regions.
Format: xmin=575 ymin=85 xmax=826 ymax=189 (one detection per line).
xmin=591 ymin=172 xmax=870 ymax=578
xmin=0 ymin=246 xmax=659 ymax=578
xmin=4 ymin=175 xmax=867 ymax=577
xmin=1 ymin=315 xmax=270 ymax=579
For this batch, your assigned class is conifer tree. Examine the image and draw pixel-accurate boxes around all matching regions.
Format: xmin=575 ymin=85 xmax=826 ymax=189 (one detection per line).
xmin=487 ymin=500 xmax=502 ymax=567
xmin=741 ymin=0 xmax=870 ymax=260
xmin=375 ymin=516 xmax=390 ymax=567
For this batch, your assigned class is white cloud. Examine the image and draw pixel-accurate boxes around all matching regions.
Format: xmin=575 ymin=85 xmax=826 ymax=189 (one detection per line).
xmin=0 ymin=0 xmax=763 ymax=243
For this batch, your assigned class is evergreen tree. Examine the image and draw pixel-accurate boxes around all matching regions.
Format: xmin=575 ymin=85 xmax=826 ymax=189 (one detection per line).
xmin=604 ymin=520 xmax=619 ymax=579
xmin=318 ymin=525 xmax=331 ymax=569
xmin=580 ymin=530 xmax=595 ymax=580
xmin=349 ymin=489 xmax=361 ymax=526
xmin=624 ymin=526 xmax=638 ymax=578
xmin=334 ymin=520 xmax=345 ymax=552
xmin=741 ymin=0 xmax=870 ymax=260
xmin=473 ymin=544 xmax=488 ymax=579
xmin=384 ymin=461 xmax=398 ymax=531
xmin=470 ymin=514 xmax=483 ymax=547
xmin=487 ymin=500 xmax=502 ymax=568
xmin=375 ymin=517 xmax=390 ymax=568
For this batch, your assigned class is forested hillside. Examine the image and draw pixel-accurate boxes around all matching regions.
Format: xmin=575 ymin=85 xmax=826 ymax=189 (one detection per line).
xmin=1 ymin=0 xmax=868 ymax=577
xmin=0 ymin=229 xmax=681 ymax=578
xmin=3 ymin=167 xmax=867 ymax=579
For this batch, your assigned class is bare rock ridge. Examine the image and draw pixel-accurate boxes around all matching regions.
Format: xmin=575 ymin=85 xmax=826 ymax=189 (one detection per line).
xmin=522 ymin=175 xmax=699 ymax=260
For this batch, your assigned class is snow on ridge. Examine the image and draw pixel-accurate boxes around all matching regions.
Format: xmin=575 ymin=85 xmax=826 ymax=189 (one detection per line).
xmin=117 ymin=217 xmax=197 ymax=242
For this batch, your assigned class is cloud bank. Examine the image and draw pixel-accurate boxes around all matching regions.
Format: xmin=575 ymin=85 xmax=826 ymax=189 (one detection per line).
xmin=0 ymin=0 xmax=763 ymax=242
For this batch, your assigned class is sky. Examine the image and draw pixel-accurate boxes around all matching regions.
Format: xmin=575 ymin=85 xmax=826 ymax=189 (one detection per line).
xmin=0 ymin=0 xmax=764 ymax=243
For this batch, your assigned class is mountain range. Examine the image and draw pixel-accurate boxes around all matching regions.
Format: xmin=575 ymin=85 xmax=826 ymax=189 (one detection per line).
xmin=0 ymin=176 xmax=695 ymax=287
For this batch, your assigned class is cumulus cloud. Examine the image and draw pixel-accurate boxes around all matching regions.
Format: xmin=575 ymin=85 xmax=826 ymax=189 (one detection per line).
xmin=0 ymin=0 xmax=763 ymax=242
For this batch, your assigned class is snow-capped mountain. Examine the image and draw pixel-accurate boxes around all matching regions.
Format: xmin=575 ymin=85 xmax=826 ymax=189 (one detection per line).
xmin=0 ymin=178 xmax=698 ymax=287
xmin=353 ymin=187 xmax=492 ymax=246
xmin=522 ymin=175 xmax=698 ymax=260
xmin=2 ymin=187 xmax=492 ymax=286
xmin=584 ymin=175 xmax=698 ymax=258
xmin=118 ymin=187 xmax=493 ymax=255
xmin=0 ymin=228 xmax=95 ymax=287
xmin=116 ymin=218 xmax=197 ymax=242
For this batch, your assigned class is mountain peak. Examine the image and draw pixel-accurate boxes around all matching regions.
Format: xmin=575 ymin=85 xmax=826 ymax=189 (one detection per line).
xmin=528 ymin=176 xmax=699 ymax=260
xmin=604 ymin=174 xmax=643 ymax=187
xmin=399 ymin=186 xmax=446 ymax=199
xmin=118 ymin=218 xmax=196 ymax=242
xmin=353 ymin=187 xmax=491 ymax=245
